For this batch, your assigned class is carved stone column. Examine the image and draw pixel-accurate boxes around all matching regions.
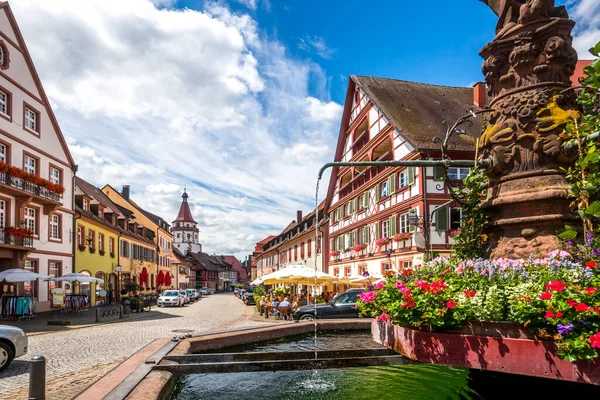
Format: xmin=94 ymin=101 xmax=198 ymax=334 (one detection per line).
xmin=478 ymin=1 xmax=580 ymax=258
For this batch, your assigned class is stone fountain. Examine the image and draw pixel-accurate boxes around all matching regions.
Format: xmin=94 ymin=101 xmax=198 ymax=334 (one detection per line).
xmin=478 ymin=0 xmax=581 ymax=259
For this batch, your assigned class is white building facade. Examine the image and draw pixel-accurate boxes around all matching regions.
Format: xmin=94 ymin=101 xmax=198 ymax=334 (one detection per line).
xmin=0 ymin=3 xmax=76 ymax=311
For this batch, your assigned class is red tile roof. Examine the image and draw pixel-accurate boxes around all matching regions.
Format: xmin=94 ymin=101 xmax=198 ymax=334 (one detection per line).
xmin=173 ymin=190 xmax=197 ymax=224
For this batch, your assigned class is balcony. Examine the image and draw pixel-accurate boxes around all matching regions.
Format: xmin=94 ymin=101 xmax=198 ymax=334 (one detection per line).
xmin=0 ymin=172 xmax=62 ymax=205
xmin=0 ymin=231 xmax=34 ymax=249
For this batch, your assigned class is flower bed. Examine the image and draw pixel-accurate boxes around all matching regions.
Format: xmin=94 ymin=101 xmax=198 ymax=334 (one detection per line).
xmin=358 ymin=251 xmax=600 ymax=362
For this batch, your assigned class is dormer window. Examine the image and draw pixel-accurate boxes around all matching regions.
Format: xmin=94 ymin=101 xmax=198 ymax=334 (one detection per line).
xmin=83 ymin=199 xmax=88 ymax=211
xmin=0 ymin=41 xmax=9 ymax=70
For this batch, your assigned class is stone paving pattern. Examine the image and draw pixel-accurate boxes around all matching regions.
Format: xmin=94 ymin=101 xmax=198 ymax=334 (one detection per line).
xmin=0 ymin=294 xmax=263 ymax=400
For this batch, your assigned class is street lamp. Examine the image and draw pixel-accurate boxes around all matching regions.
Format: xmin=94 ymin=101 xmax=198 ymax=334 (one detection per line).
xmin=115 ymin=264 xmax=122 ymax=303
xmin=407 ymin=209 xmax=430 ymax=261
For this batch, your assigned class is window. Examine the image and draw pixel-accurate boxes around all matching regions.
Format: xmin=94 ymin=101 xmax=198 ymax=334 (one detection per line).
xmin=300 ymin=242 xmax=305 ymax=259
xmin=399 ymin=214 xmax=409 ymax=233
xmin=48 ymin=261 xmax=60 ymax=291
xmin=0 ymin=143 xmax=7 ymax=163
xmin=88 ymin=230 xmax=96 ymax=250
xmin=24 ymin=260 xmax=37 ymax=295
xmin=98 ymin=233 xmax=104 ymax=252
xmin=77 ymin=226 xmax=83 ymax=246
xmin=83 ymin=199 xmax=88 ymax=211
xmin=345 ymin=266 xmax=351 ymax=277
xmin=448 ymin=167 xmax=470 ymax=180
xmin=294 ymin=245 xmax=298 ymax=261
xmin=399 ymin=171 xmax=407 ymax=188
xmin=23 ymin=155 xmax=36 ymax=174
xmin=381 ymin=219 xmax=390 ymax=239
xmin=49 ymin=214 xmax=60 ymax=240
xmin=109 ymin=237 xmax=114 ymax=254
xmin=403 ymin=261 xmax=413 ymax=269
xmin=24 ymin=107 xmax=38 ymax=133
xmin=177 ymin=233 xmax=180 ymax=239
xmin=0 ymin=199 xmax=5 ymax=231
xmin=49 ymin=167 xmax=61 ymax=185
xmin=307 ymin=239 xmax=312 ymax=257
xmin=0 ymin=90 xmax=9 ymax=117
xmin=24 ymin=207 xmax=36 ymax=235
xmin=380 ymin=181 xmax=388 ymax=198
xmin=450 ymin=208 xmax=464 ymax=230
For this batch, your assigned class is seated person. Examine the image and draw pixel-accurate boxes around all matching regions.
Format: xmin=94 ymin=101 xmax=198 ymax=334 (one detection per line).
xmin=279 ymin=296 xmax=291 ymax=308
xmin=272 ymin=298 xmax=280 ymax=315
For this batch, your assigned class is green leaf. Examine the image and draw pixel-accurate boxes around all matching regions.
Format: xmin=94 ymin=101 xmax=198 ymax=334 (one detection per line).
xmin=558 ymin=228 xmax=578 ymax=240
xmin=585 ymin=201 xmax=600 ymax=218
xmin=589 ymin=41 xmax=600 ymax=57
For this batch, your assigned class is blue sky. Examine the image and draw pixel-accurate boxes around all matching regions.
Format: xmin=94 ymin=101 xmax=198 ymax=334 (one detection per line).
xmin=13 ymin=0 xmax=598 ymax=258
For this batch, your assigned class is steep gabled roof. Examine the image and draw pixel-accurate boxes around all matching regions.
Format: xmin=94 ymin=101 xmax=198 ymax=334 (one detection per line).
xmin=173 ymin=190 xmax=197 ymax=224
xmin=351 ymin=76 xmax=481 ymax=152
xmin=189 ymin=252 xmax=224 ymax=271
xmin=0 ymin=2 xmax=75 ymax=167
xmin=75 ymin=177 xmax=125 ymax=218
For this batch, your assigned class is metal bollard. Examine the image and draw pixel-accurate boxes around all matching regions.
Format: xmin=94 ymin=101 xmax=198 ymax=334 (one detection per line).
xmin=29 ymin=355 xmax=46 ymax=400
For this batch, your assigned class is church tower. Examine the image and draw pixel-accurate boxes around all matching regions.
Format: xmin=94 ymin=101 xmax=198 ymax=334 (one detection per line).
xmin=172 ymin=189 xmax=202 ymax=254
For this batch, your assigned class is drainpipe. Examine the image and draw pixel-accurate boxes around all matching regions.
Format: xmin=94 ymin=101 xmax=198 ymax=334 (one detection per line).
xmin=71 ymin=165 xmax=78 ymax=297
xmin=116 ymin=231 xmax=122 ymax=302
xmin=422 ymin=165 xmax=430 ymax=261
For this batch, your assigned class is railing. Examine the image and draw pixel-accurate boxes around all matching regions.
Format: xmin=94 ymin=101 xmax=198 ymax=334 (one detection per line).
xmin=0 ymin=231 xmax=34 ymax=247
xmin=0 ymin=172 xmax=61 ymax=202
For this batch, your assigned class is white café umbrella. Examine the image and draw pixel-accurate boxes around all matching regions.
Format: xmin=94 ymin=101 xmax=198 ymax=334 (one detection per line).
xmin=0 ymin=268 xmax=51 ymax=282
xmin=350 ymin=272 xmax=384 ymax=284
xmin=52 ymin=273 xmax=104 ymax=283
xmin=250 ymin=277 xmax=264 ymax=286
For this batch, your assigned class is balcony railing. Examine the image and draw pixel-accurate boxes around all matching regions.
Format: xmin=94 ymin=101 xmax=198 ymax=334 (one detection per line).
xmin=0 ymin=172 xmax=61 ymax=203
xmin=0 ymin=232 xmax=34 ymax=248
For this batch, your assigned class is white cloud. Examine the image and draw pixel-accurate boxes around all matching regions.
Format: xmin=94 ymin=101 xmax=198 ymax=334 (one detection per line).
xmin=298 ymin=36 xmax=335 ymax=59
xmin=233 ymin=0 xmax=258 ymax=10
xmin=13 ymin=0 xmax=340 ymax=259
xmin=569 ymin=0 xmax=600 ymax=59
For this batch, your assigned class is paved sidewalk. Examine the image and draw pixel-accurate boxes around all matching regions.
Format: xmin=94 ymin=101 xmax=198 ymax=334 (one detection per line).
xmin=0 ymin=294 xmax=264 ymax=400
xmin=1 ymin=305 xmax=160 ymax=336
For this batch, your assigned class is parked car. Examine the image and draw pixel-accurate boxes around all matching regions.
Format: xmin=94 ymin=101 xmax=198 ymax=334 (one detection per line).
xmin=0 ymin=325 xmax=28 ymax=372
xmin=242 ymin=291 xmax=255 ymax=306
xmin=199 ymin=288 xmax=210 ymax=296
xmin=208 ymin=288 xmax=215 ymax=295
xmin=158 ymin=290 xmax=185 ymax=307
xmin=179 ymin=290 xmax=190 ymax=304
xmin=186 ymin=289 xmax=200 ymax=301
xmin=292 ymin=289 xmax=364 ymax=321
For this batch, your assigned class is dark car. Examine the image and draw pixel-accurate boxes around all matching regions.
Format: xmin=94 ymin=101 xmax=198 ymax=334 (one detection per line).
xmin=242 ymin=291 xmax=255 ymax=306
xmin=292 ymin=289 xmax=364 ymax=321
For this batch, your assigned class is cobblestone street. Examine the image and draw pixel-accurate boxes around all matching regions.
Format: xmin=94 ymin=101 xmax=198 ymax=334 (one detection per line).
xmin=0 ymin=294 xmax=263 ymax=400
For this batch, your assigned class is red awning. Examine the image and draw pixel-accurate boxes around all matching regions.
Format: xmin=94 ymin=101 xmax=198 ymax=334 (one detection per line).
xmin=164 ymin=272 xmax=172 ymax=287
xmin=157 ymin=271 xmax=165 ymax=285
xmin=140 ymin=267 xmax=149 ymax=288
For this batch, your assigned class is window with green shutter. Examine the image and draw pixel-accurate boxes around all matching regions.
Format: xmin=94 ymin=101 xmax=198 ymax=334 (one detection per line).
xmin=374 ymin=186 xmax=380 ymax=203
xmin=408 ymin=167 xmax=415 ymax=185
xmin=433 ymin=166 xmax=444 ymax=181
xmin=390 ymin=216 xmax=397 ymax=236
xmin=363 ymin=226 xmax=370 ymax=244
xmin=375 ymin=223 xmax=381 ymax=239
xmin=388 ymin=175 xmax=396 ymax=195
xmin=436 ymin=206 xmax=449 ymax=231
xmin=363 ymin=191 xmax=370 ymax=208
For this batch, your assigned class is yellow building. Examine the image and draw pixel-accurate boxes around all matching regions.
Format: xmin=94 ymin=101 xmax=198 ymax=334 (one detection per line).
xmin=102 ymin=185 xmax=176 ymax=289
xmin=75 ymin=178 xmax=158 ymax=303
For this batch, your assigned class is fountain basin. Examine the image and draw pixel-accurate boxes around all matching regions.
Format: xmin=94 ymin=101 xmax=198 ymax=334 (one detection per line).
xmin=371 ymin=320 xmax=600 ymax=385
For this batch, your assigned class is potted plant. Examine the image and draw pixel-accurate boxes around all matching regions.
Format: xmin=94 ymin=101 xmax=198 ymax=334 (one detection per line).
xmin=375 ymin=237 xmax=390 ymax=248
xmin=393 ymin=232 xmax=412 ymax=242
xmin=330 ymin=250 xmax=340 ymax=257
xmin=89 ymin=247 xmax=96 ymax=254
xmin=125 ymin=282 xmax=140 ymax=295
xmin=78 ymin=244 xmax=86 ymax=251
xmin=110 ymin=252 xmax=115 ymax=258
xmin=353 ymin=243 xmax=366 ymax=253
xmin=99 ymin=249 xmax=105 ymax=256
xmin=128 ymin=297 xmax=142 ymax=312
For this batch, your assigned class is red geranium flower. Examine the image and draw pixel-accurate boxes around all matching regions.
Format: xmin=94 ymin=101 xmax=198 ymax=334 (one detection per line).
xmin=540 ymin=291 xmax=552 ymax=300
xmin=589 ymin=332 xmax=600 ymax=349
xmin=464 ymin=290 xmax=476 ymax=298
xmin=567 ymin=298 xmax=577 ymax=307
xmin=544 ymin=310 xmax=554 ymax=319
xmin=545 ymin=280 xmax=567 ymax=292
xmin=586 ymin=261 xmax=597 ymax=269
xmin=584 ymin=287 xmax=598 ymax=296
xmin=575 ymin=303 xmax=590 ymax=312
xmin=446 ymin=300 xmax=456 ymax=309
xmin=555 ymin=311 xmax=563 ymax=317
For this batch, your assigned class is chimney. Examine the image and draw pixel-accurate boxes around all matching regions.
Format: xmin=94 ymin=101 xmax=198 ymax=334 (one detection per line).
xmin=122 ymin=185 xmax=130 ymax=200
xmin=296 ymin=210 xmax=303 ymax=223
xmin=473 ymin=82 xmax=487 ymax=108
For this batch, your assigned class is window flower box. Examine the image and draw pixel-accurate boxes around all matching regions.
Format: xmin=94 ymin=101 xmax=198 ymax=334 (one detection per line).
xmin=330 ymin=250 xmax=340 ymax=257
xmin=99 ymin=250 xmax=105 ymax=256
xmin=78 ymin=244 xmax=86 ymax=251
xmin=393 ymin=233 xmax=412 ymax=242
xmin=89 ymin=247 xmax=96 ymax=254
xmin=375 ymin=237 xmax=390 ymax=248
xmin=352 ymin=243 xmax=366 ymax=253
xmin=0 ymin=161 xmax=65 ymax=197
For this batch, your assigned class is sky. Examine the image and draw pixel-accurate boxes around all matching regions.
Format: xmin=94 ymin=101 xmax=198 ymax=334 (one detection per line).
xmin=10 ymin=0 xmax=599 ymax=259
